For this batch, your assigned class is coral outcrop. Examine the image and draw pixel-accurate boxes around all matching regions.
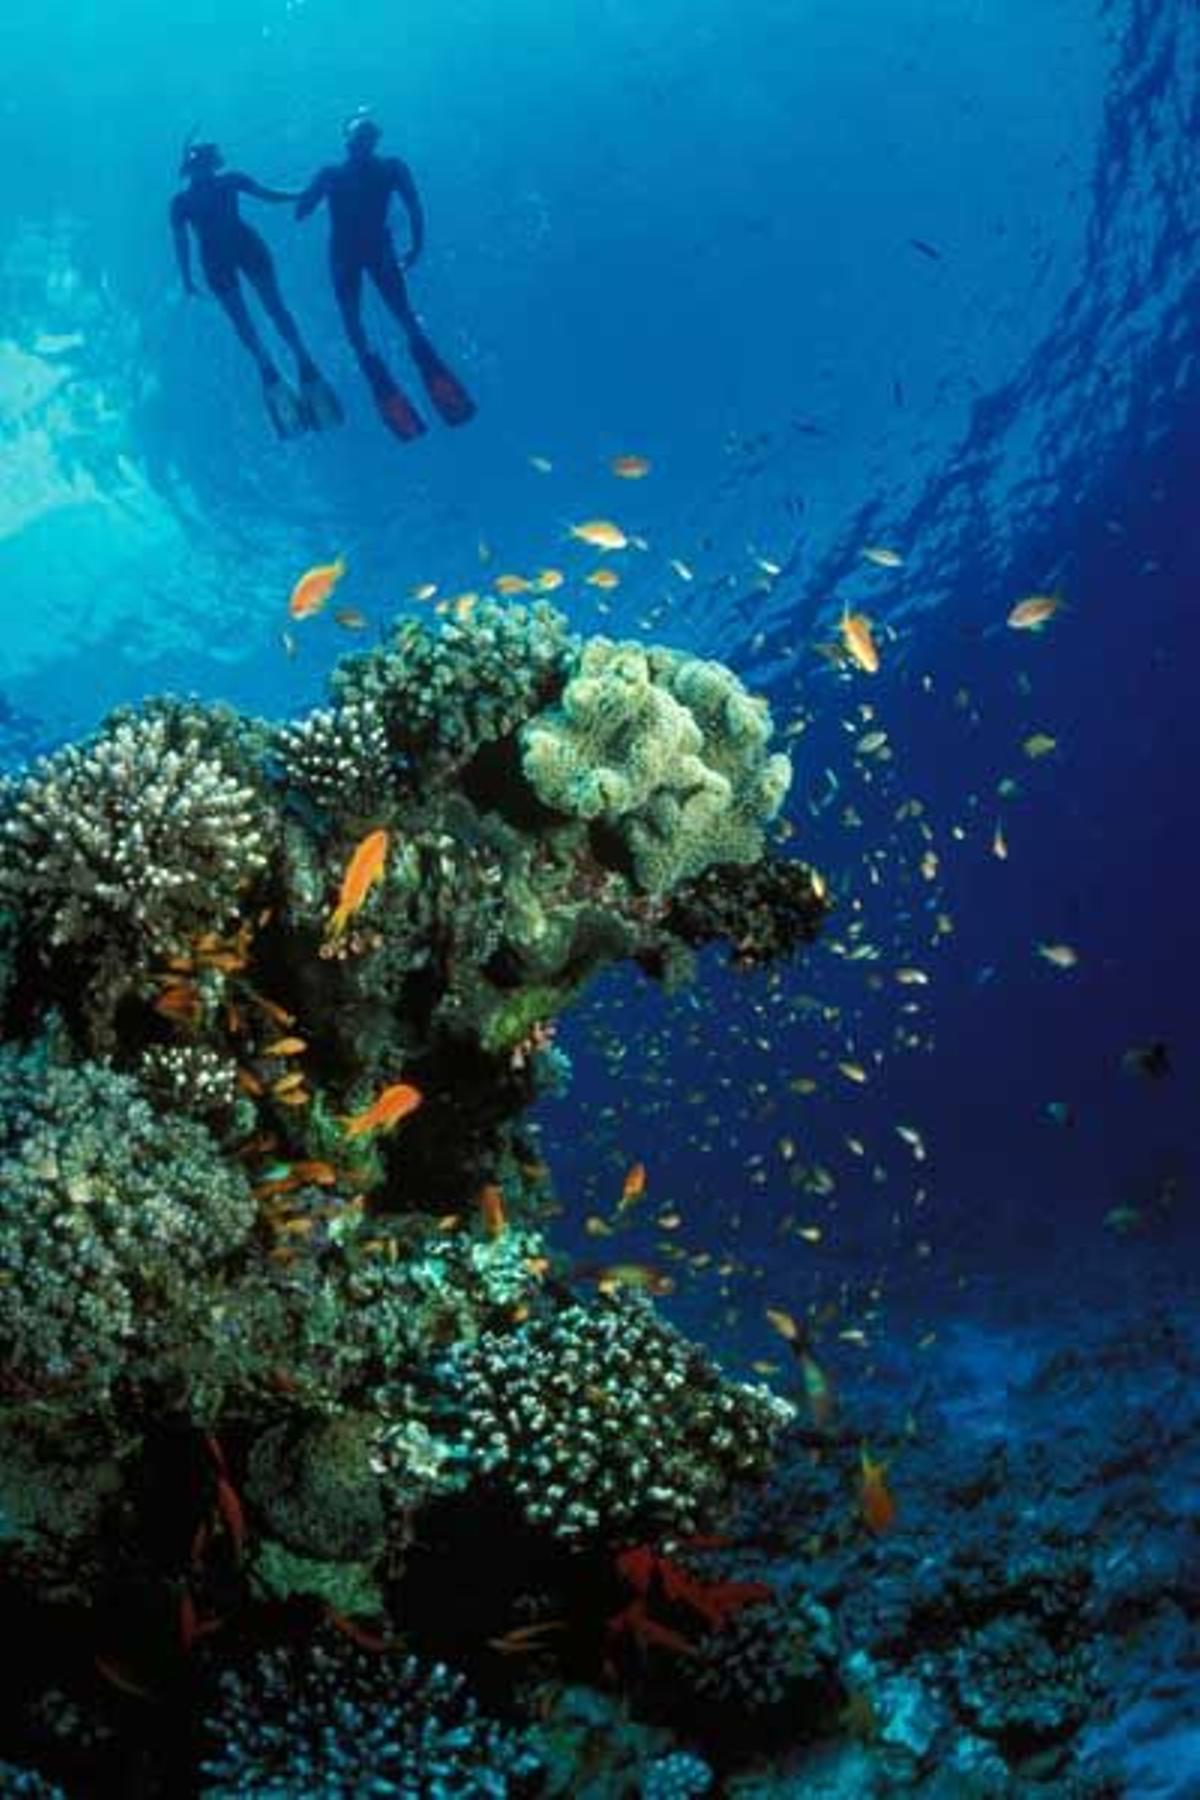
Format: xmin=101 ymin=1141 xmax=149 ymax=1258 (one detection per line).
xmin=446 ymin=1294 xmax=794 ymax=1541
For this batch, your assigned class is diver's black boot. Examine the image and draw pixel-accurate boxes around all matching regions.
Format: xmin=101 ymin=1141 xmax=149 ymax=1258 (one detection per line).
xmin=262 ymin=367 xmax=309 ymax=440
xmin=409 ymin=333 xmax=476 ymax=427
xmin=364 ymin=351 xmax=426 ymax=442
xmin=298 ymin=363 xmax=345 ymax=431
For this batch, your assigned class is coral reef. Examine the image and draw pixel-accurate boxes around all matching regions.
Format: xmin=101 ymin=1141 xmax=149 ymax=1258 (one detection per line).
xmin=446 ymin=1294 xmax=794 ymax=1541
xmin=520 ymin=639 xmax=792 ymax=891
xmin=201 ymin=1634 xmax=543 ymax=1797
xmin=0 ymin=606 xmax=831 ymax=1793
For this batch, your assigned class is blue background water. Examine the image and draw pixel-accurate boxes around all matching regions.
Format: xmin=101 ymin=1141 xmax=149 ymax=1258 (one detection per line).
xmin=1 ymin=0 xmax=1195 ymax=1354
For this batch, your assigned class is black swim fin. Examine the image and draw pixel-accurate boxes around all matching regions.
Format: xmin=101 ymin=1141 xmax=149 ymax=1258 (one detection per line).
xmin=262 ymin=370 xmax=309 ymax=441
xmin=364 ymin=352 xmax=426 ymax=443
xmin=299 ymin=366 xmax=345 ymax=431
xmin=410 ymin=334 xmax=476 ymax=427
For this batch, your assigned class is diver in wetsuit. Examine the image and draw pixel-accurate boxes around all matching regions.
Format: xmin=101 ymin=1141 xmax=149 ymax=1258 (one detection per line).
xmin=295 ymin=111 xmax=475 ymax=441
xmin=170 ymin=140 xmax=342 ymax=439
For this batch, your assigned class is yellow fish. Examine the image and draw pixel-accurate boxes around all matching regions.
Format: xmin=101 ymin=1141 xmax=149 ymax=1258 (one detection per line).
xmin=533 ymin=568 xmax=565 ymax=592
xmin=610 ymin=454 xmax=651 ymax=479
xmin=1007 ymin=594 xmax=1063 ymax=631
xmin=569 ymin=519 xmax=629 ymax=551
xmin=289 ymin=556 xmax=346 ymax=620
xmin=494 ymin=574 xmax=532 ymax=595
xmin=1037 ymin=942 xmax=1079 ymax=969
xmin=586 ymin=569 xmax=620 ymax=590
xmin=1023 ymin=733 xmax=1058 ymax=759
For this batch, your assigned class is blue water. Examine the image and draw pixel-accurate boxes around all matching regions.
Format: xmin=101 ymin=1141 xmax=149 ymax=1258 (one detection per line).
xmin=2 ymin=0 xmax=1198 ymax=1789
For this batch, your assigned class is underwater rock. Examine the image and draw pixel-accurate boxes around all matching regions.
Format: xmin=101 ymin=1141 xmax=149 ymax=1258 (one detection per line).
xmin=245 ymin=1413 xmax=386 ymax=1561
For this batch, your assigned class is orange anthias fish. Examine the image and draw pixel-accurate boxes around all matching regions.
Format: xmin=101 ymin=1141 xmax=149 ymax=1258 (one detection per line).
xmin=1007 ymin=593 xmax=1063 ymax=631
xmin=342 ymin=1080 xmax=424 ymax=1138
xmin=569 ymin=519 xmax=629 ymax=551
xmin=610 ymin=454 xmax=651 ymax=479
xmin=477 ymin=1183 xmax=507 ymax=1239
xmin=289 ymin=556 xmax=346 ymax=620
xmin=327 ymin=829 xmax=389 ymax=941
xmin=840 ymin=609 xmax=880 ymax=674
xmin=859 ymin=1449 xmax=897 ymax=1534
xmin=619 ymin=1161 xmax=647 ymax=1208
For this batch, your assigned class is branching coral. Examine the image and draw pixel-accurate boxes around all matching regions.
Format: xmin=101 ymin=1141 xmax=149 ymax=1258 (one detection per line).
xmin=272 ymin=696 xmax=392 ymax=819
xmin=0 ymin=704 xmax=270 ymax=958
xmin=520 ymin=639 xmax=792 ymax=892
xmin=201 ymin=1634 xmax=543 ymax=1798
xmin=446 ymin=1295 xmax=793 ymax=1541
xmin=332 ymin=600 xmax=577 ymax=777
xmin=0 ymin=1054 xmax=255 ymax=1390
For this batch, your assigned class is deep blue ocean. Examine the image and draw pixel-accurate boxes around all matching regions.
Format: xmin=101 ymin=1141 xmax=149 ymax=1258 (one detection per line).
xmin=1 ymin=1 xmax=1197 ymax=1794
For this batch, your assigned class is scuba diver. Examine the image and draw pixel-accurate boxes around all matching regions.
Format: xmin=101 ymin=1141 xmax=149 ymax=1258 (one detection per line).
xmin=295 ymin=111 xmax=475 ymax=442
xmin=170 ymin=139 xmax=342 ymax=440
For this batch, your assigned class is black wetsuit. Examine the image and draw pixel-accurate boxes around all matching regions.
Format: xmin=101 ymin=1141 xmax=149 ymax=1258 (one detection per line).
xmin=170 ymin=171 xmax=314 ymax=380
xmin=296 ymin=153 xmax=427 ymax=381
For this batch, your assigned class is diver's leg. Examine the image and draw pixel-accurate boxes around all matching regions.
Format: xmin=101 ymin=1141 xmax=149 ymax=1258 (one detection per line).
xmin=335 ymin=258 xmax=425 ymax=442
xmin=213 ymin=277 xmax=278 ymax=380
xmin=243 ymin=239 xmax=316 ymax=377
xmin=370 ymin=249 xmax=475 ymax=427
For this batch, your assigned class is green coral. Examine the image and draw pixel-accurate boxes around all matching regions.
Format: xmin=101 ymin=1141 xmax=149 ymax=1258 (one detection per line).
xmin=0 ymin=1053 xmax=256 ymax=1391
xmin=332 ymin=600 xmax=577 ymax=777
xmin=520 ymin=639 xmax=792 ymax=892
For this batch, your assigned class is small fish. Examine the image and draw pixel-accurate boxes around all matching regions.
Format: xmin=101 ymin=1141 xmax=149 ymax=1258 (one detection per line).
xmin=271 ymin=1070 xmax=306 ymax=1097
xmin=289 ymin=556 xmax=346 ymax=620
xmin=327 ymin=828 xmax=389 ymax=942
xmin=610 ymin=454 xmax=651 ymax=479
xmin=896 ymin=1124 xmax=926 ymax=1159
xmin=669 ymin=558 xmax=694 ymax=581
xmin=569 ymin=519 xmax=629 ymax=551
xmin=838 ymin=1061 xmax=868 ymax=1084
xmin=1007 ymin=594 xmax=1063 ymax=631
xmin=1044 ymin=1100 xmax=1075 ymax=1127
xmin=410 ymin=582 xmax=439 ymax=601
xmin=342 ymin=1080 xmax=424 ymax=1137
xmin=586 ymin=568 xmax=621 ymax=590
xmin=861 ymin=545 xmax=904 ymax=569
xmin=908 ymin=237 xmax=942 ymax=261
xmin=765 ymin=1309 xmax=835 ymax=1428
xmin=264 ymin=1036 xmax=307 ymax=1057
xmin=895 ymin=968 xmax=929 ymax=985
xmin=1023 ymin=732 xmax=1058 ymax=759
xmin=859 ymin=1449 xmax=897 ymax=1533
xmin=477 ymin=1183 xmax=507 ymax=1239
xmin=1121 ymin=1041 xmax=1171 ymax=1080
xmin=1037 ymin=942 xmax=1079 ymax=969
xmin=588 ymin=1261 xmax=675 ymax=1297
xmin=1104 ymin=1204 xmax=1144 ymax=1236
xmin=855 ymin=730 xmax=888 ymax=755
xmin=529 ymin=455 xmax=554 ymax=473
xmin=619 ymin=1161 xmax=648 ymax=1208
xmin=533 ymin=568 xmax=565 ymax=592
xmin=840 ymin=609 xmax=880 ymax=675
xmin=992 ymin=819 xmax=1008 ymax=860
xmin=280 ymin=630 xmax=297 ymax=659
xmin=494 ymin=573 xmax=532 ymax=595
xmin=334 ymin=607 xmax=368 ymax=631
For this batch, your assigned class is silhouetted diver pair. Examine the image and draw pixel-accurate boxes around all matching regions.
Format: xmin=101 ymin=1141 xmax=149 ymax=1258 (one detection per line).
xmin=170 ymin=112 xmax=474 ymax=441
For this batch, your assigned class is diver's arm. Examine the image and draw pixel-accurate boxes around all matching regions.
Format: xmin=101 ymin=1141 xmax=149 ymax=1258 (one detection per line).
xmin=170 ymin=197 xmax=198 ymax=295
xmin=235 ymin=174 xmax=301 ymax=204
xmin=392 ymin=160 xmax=425 ymax=267
xmin=294 ymin=169 xmax=330 ymax=221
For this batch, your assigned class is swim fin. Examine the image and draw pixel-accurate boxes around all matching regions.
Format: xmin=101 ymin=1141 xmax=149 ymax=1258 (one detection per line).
xmin=365 ymin=352 xmax=426 ymax=442
xmin=410 ymin=334 xmax=476 ymax=427
xmin=262 ymin=370 xmax=309 ymax=441
xmin=299 ymin=366 xmax=345 ymax=431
